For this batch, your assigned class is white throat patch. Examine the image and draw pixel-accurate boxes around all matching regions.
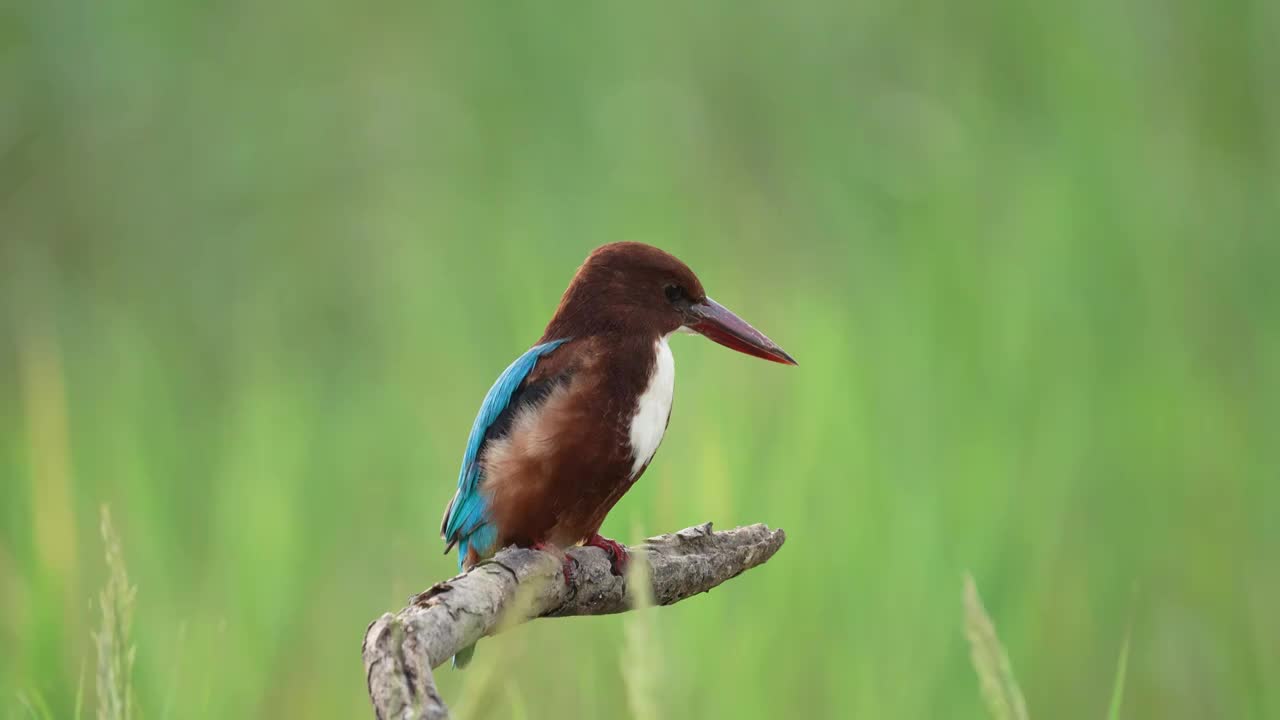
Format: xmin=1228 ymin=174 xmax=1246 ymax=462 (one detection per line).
xmin=628 ymin=334 xmax=675 ymax=477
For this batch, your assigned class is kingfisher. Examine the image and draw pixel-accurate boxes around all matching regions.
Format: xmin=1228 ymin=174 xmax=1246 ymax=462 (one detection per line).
xmin=440 ymin=242 xmax=795 ymax=667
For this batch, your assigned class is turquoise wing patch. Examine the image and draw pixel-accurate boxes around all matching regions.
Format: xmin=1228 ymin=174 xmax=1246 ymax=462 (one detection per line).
xmin=440 ymin=339 xmax=567 ymax=567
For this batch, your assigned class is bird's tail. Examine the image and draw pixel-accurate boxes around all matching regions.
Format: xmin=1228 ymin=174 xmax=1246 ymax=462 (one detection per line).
xmin=452 ymin=643 xmax=477 ymax=669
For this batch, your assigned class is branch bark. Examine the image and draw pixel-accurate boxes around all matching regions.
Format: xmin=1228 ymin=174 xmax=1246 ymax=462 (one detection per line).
xmin=362 ymin=522 xmax=786 ymax=720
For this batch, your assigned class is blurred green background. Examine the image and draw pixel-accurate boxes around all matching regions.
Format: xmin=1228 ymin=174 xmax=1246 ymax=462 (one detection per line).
xmin=3 ymin=1 xmax=1278 ymax=718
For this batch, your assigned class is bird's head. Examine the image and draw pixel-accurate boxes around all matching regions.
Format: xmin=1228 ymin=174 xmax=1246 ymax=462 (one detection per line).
xmin=546 ymin=242 xmax=797 ymax=365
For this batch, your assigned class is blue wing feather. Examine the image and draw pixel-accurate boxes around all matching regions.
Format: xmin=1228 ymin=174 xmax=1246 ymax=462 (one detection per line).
xmin=441 ymin=339 xmax=567 ymax=568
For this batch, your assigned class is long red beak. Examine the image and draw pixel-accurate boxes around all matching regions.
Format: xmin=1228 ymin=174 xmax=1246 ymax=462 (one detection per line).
xmin=687 ymin=297 xmax=797 ymax=366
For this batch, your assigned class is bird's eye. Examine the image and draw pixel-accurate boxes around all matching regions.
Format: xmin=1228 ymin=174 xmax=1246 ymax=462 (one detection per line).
xmin=665 ymin=284 xmax=685 ymax=304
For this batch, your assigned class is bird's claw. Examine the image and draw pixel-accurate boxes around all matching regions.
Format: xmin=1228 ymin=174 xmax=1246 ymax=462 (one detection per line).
xmin=533 ymin=542 xmax=577 ymax=587
xmin=559 ymin=555 xmax=579 ymax=586
xmin=586 ymin=534 xmax=630 ymax=576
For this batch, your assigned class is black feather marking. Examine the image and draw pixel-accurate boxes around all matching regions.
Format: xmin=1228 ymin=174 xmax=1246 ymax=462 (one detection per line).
xmin=482 ymin=370 xmax=574 ymax=444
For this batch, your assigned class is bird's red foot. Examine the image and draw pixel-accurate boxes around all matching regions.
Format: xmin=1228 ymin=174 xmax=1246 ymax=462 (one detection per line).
xmin=586 ymin=534 xmax=630 ymax=576
xmin=532 ymin=542 xmax=576 ymax=587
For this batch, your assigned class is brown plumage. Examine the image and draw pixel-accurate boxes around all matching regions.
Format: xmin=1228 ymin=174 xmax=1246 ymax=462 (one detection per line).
xmin=445 ymin=241 xmax=795 ymax=570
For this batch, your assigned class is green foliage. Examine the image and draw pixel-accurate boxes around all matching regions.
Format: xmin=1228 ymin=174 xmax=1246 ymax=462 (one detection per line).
xmin=2 ymin=1 xmax=1278 ymax=718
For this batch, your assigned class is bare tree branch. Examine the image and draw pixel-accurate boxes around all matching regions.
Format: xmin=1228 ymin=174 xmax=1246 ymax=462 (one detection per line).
xmin=362 ymin=522 xmax=786 ymax=720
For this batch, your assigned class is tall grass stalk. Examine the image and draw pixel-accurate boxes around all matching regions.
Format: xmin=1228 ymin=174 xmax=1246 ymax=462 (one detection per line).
xmin=1106 ymin=622 xmax=1133 ymax=720
xmin=964 ymin=574 xmax=1029 ymax=720
xmin=76 ymin=655 xmax=86 ymax=720
xmin=161 ymin=621 xmax=188 ymax=720
xmin=621 ymin=534 xmax=660 ymax=720
xmin=453 ymin=565 xmax=543 ymax=718
xmin=93 ymin=507 xmax=136 ymax=720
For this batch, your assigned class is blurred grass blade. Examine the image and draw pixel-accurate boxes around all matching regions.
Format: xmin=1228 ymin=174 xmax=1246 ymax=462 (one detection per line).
xmin=161 ymin=621 xmax=188 ymax=720
xmin=76 ymin=655 xmax=86 ymax=720
xmin=454 ymin=563 xmax=543 ymax=718
xmin=505 ymin=685 xmax=530 ymax=720
xmin=964 ymin=574 xmax=1029 ymax=720
xmin=94 ymin=506 xmax=137 ymax=720
xmin=622 ymin=532 xmax=659 ymax=720
xmin=17 ymin=690 xmax=55 ymax=720
xmin=1106 ymin=623 xmax=1133 ymax=720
